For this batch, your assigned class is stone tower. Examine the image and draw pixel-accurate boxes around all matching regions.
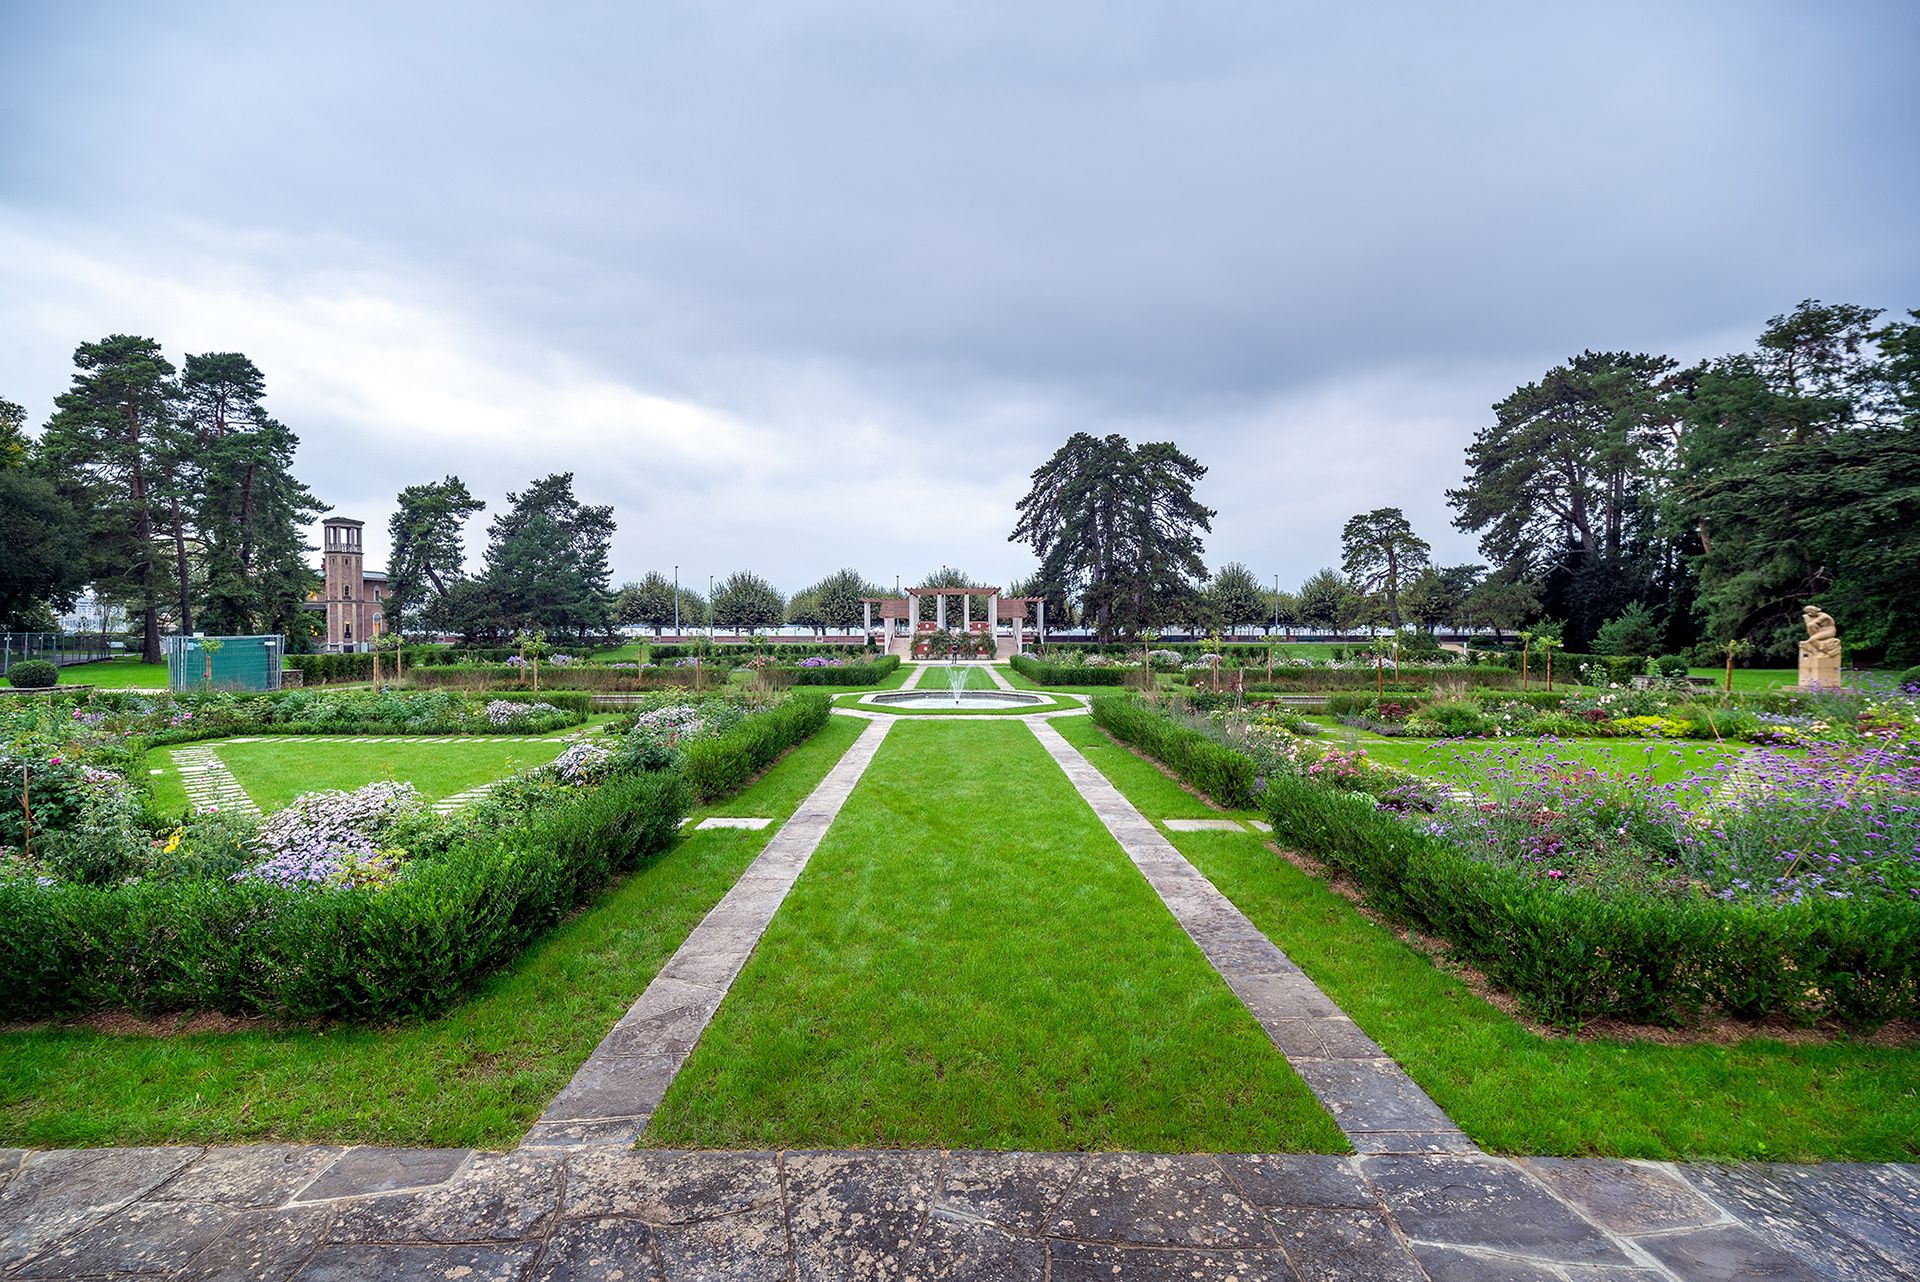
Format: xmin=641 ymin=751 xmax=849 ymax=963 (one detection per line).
xmin=322 ymin=517 xmax=365 ymax=651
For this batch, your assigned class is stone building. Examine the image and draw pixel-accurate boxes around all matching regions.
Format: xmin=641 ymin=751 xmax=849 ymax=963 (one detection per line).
xmin=305 ymin=517 xmax=388 ymax=652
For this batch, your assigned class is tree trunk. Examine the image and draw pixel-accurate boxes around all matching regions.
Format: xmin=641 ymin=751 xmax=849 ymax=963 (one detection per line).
xmin=169 ymin=496 xmax=192 ymax=637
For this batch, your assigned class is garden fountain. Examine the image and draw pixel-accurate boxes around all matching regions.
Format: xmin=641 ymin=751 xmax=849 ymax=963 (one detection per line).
xmin=869 ymin=664 xmax=1045 ymax=711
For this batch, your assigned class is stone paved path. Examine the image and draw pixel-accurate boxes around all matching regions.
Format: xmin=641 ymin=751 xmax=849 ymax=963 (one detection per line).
xmin=169 ymin=746 xmax=261 ymax=817
xmin=431 ymin=781 xmax=499 ymax=814
xmin=1027 ymin=719 xmax=1473 ymax=1158
xmin=523 ymin=716 xmax=895 ymax=1148
xmin=3 ymin=1144 xmax=1913 ymax=1280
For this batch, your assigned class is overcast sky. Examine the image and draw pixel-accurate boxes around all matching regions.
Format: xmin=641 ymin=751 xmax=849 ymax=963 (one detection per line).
xmin=3 ymin=2 xmax=1915 ymax=597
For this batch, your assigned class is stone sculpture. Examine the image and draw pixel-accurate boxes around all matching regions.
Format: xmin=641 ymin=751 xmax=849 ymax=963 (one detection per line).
xmin=1799 ymin=604 xmax=1842 ymax=688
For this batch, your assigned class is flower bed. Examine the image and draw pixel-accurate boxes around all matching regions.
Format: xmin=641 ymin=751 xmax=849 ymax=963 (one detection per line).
xmin=1091 ymin=694 xmax=1920 ymax=1029
xmin=0 ymin=689 xmax=834 ymax=1021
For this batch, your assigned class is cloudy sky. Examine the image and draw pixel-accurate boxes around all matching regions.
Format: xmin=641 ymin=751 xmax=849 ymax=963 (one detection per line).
xmin=2 ymin=2 xmax=1915 ymax=597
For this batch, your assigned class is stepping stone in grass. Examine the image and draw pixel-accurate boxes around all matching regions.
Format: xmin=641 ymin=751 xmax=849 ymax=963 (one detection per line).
xmin=695 ymin=817 xmax=774 ymax=831
xmin=1163 ymin=818 xmax=1249 ymax=832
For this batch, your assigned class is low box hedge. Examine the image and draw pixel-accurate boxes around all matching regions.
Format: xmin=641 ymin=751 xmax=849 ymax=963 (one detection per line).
xmin=1010 ymin=654 xmax=1135 ymax=687
xmin=681 ymin=692 xmax=831 ymax=802
xmin=1262 ymin=771 xmax=1920 ymax=1028
xmin=1089 ymin=694 xmax=1257 ymax=809
xmin=777 ymin=656 xmax=899 ymax=687
xmin=0 ymin=768 xmax=692 ymax=1021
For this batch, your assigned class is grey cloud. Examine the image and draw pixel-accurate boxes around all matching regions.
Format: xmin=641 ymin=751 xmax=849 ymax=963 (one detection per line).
xmin=0 ymin=1 xmax=1915 ymax=590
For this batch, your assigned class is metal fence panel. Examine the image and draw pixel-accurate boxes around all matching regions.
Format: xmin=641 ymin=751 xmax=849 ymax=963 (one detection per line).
xmin=163 ymin=636 xmax=284 ymax=693
xmin=0 ymin=633 xmax=114 ymax=675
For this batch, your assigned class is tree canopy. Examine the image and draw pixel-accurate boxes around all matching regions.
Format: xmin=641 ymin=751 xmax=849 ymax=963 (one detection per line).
xmin=1339 ymin=507 xmax=1431 ymax=628
xmin=712 ymin=570 xmax=785 ymax=635
xmin=387 ymin=476 xmax=486 ymax=636
xmin=479 ymin=472 xmax=615 ymax=643
xmin=1009 ymin=432 xmax=1213 ymax=639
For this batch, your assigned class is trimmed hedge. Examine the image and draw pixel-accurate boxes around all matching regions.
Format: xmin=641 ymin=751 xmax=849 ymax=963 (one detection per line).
xmin=1089 ymin=694 xmax=1257 ymax=809
xmin=779 ymin=656 xmax=899 ymax=687
xmin=1262 ymin=771 xmax=1920 ymax=1029
xmin=682 ymin=692 xmax=831 ymax=802
xmin=0 ymin=769 xmax=691 ymax=1020
xmin=1243 ymin=667 xmax=1525 ymax=692
xmin=1010 ymin=654 xmax=1135 ymax=687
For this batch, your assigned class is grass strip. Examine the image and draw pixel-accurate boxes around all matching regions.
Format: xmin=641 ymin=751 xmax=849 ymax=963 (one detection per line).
xmin=1053 ymin=717 xmax=1920 ymax=1162
xmin=1355 ymin=737 xmax=1750 ymax=789
xmin=0 ymin=716 xmax=867 ymax=1149
xmin=646 ymin=718 xmax=1345 ymax=1153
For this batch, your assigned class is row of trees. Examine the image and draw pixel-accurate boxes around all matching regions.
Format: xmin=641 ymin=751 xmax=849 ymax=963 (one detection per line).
xmin=1 ymin=338 xmax=321 ymax=660
xmin=1448 ymin=301 xmax=1920 ymax=662
xmin=385 ymin=473 xmax=617 ymax=644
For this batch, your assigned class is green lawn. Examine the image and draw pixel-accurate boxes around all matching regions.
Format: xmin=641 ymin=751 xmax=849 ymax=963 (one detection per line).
xmin=1057 ymin=716 xmax=1920 ymax=1162
xmin=54 ymin=657 xmax=169 ymax=689
xmin=1358 ymin=736 xmax=1750 ymax=790
xmin=918 ymin=663 xmax=996 ymax=691
xmin=646 ymin=718 xmax=1345 ymax=1152
xmin=1688 ymin=667 xmax=1799 ymax=691
xmin=147 ymin=736 xmax=575 ymax=814
xmin=0 ymin=715 xmax=868 ymax=1149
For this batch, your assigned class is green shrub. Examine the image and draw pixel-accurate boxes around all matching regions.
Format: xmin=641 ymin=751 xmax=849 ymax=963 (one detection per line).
xmin=1900 ymin=665 xmax=1920 ymax=690
xmin=1010 ymin=654 xmax=1134 ymax=687
xmin=680 ymin=693 xmax=830 ymax=803
xmin=1089 ymin=695 xmax=1256 ymax=808
xmin=0 ymin=768 xmax=691 ymax=1020
xmin=1412 ymin=699 xmax=1495 ymax=738
xmin=5 ymin=659 xmax=57 ymax=689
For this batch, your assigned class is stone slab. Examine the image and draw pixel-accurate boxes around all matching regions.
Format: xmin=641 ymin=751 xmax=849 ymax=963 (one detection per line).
xmin=694 ymin=816 xmax=773 ymax=830
xmin=1518 ymin=1157 xmax=1721 ymax=1234
xmin=157 ymin=1145 xmax=346 ymax=1207
xmin=291 ymin=1241 xmax=541 ymax=1281
xmin=1047 ymin=1153 xmax=1271 ymax=1249
xmin=291 ymin=1147 xmax=470 ymax=1202
xmin=1163 ymin=817 xmax=1248 ymax=831
xmin=1636 ymin=1223 xmax=1824 ymax=1281
xmin=327 ymin=1149 xmax=562 ymax=1244
xmin=1364 ymin=1154 xmax=1630 ymax=1267
xmin=1269 ymin=1205 xmax=1428 ymax=1281
xmin=0 ymin=1147 xmax=199 ymax=1272
xmin=783 ymin=1150 xmax=940 ymax=1281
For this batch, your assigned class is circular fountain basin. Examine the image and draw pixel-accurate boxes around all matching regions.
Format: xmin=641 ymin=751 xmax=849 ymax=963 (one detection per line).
xmin=869 ymin=690 xmax=1046 ymax=710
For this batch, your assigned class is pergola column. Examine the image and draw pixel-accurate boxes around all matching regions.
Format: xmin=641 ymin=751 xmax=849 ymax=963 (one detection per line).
xmin=863 ymin=602 xmax=872 ymax=637
xmin=962 ymin=594 xmax=969 ymax=629
xmin=937 ymin=592 xmax=946 ymax=632
xmin=1038 ymin=599 xmax=1046 ymax=645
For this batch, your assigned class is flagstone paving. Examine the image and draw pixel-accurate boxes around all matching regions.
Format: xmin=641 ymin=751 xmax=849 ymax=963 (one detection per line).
xmin=2 ymin=1145 xmax=1913 ymax=1279
xmin=169 ymin=746 xmax=261 ymax=817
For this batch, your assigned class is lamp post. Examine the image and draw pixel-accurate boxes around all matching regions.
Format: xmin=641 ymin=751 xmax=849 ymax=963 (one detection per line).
xmin=708 ymin=575 xmax=715 ymax=640
xmin=1273 ymin=574 xmax=1280 ymax=636
xmin=673 ymin=564 xmax=679 ymax=638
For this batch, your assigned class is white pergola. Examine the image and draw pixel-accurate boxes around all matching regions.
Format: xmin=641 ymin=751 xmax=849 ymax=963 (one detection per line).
xmin=860 ymin=587 xmax=1047 ymax=651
